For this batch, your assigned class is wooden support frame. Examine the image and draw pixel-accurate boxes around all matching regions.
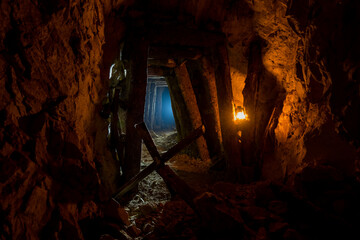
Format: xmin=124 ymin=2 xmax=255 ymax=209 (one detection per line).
xmin=148 ymin=25 xmax=224 ymax=47
xmin=174 ymin=63 xmax=210 ymax=162
xmin=149 ymin=46 xmax=202 ymax=60
xmin=123 ymin=38 xmax=149 ymax=183
xmin=114 ymin=122 xmax=204 ymax=200
xmin=212 ymin=43 xmax=243 ymax=179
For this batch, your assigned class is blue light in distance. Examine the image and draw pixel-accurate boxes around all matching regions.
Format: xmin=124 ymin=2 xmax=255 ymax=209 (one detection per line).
xmin=161 ymin=88 xmax=175 ymax=128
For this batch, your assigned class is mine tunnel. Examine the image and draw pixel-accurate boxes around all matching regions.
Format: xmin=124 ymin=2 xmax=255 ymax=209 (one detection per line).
xmin=1 ymin=0 xmax=360 ymax=239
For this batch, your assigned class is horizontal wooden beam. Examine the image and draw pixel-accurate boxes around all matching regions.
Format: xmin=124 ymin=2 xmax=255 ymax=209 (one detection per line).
xmin=149 ymin=46 xmax=202 ymax=60
xmin=148 ymin=58 xmax=177 ymax=68
xmin=147 ymin=25 xmax=225 ymax=47
xmin=148 ymin=66 xmax=165 ymax=77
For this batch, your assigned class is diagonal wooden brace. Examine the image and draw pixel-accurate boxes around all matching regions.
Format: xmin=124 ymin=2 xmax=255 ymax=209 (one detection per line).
xmin=114 ymin=122 xmax=205 ymax=199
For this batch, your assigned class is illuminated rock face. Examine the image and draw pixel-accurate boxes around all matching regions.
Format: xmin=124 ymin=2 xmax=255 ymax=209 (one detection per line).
xmin=0 ymin=0 xmax=358 ymax=238
xmin=223 ymin=0 xmax=358 ymax=182
xmin=0 ymin=0 xmax=116 ymax=238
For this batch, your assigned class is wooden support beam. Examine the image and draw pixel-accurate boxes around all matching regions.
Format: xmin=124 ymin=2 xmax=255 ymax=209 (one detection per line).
xmin=162 ymin=125 xmax=206 ymax=162
xmin=114 ymin=122 xmax=205 ymax=199
xmin=212 ymin=43 xmax=243 ymax=180
xmin=186 ymin=58 xmax=223 ymax=159
xmin=150 ymin=85 xmax=157 ymax=130
xmin=148 ymin=25 xmax=224 ymax=47
xmin=149 ymin=46 xmax=202 ymax=60
xmin=123 ymin=38 xmax=149 ymax=183
xmin=148 ymin=59 xmax=177 ymax=68
xmin=144 ymin=82 xmax=154 ymax=127
xmin=148 ymin=66 xmax=165 ymax=77
xmin=175 ymin=63 xmax=210 ymax=162
xmin=242 ymin=40 xmax=262 ymax=167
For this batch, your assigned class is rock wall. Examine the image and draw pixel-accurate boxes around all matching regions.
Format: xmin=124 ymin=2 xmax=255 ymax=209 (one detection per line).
xmin=221 ymin=0 xmax=358 ymax=182
xmin=0 ymin=0 xmax=359 ymax=238
xmin=272 ymin=0 xmax=359 ymax=182
xmin=0 ymin=0 xmax=124 ymax=238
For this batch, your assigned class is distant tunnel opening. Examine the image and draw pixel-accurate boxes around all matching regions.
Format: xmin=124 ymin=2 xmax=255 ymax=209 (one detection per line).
xmin=144 ymin=77 xmax=176 ymax=132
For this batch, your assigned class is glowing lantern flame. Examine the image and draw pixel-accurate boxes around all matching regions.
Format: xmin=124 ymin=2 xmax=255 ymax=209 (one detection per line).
xmin=235 ymin=111 xmax=247 ymax=120
xmin=233 ymin=106 xmax=248 ymax=121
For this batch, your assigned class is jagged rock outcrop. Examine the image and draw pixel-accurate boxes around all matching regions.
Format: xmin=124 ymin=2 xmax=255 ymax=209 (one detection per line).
xmin=0 ymin=0 xmax=358 ymax=239
xmin=220 ymin=0 xmax=359 ymax=182
xmin=0 ymin=0 xmax=127 ymax=238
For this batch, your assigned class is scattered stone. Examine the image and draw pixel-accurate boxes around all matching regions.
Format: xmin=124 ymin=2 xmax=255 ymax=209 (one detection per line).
xmin=139 ymin=203 xmax=158 ymax=216
xmin=269 ymin=222 xmax=289 ymax=233
xmin=99 ymin=234 xmax=116 ymax=240
xmin=256 ymin=227 xmax=268 ymax=240
xmin=268 ymin=200 xmax=288 ymax=216
xmin=104 ymin=198 xmax=131 ymax=226
xmin=283 ymin=228 xmax=302 ymax=240
xmin=126 ymin=224 xmax=141 ymax=237
xmin=118 ymin=230 xmax=133 ymax=240
xmin=142 ymin=222 xmax=154 ymax=233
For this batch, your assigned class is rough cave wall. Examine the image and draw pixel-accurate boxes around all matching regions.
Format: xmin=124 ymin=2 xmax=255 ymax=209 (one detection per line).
xmin=129 ymin=0 xmax=359 ymax=183
xmin=222 ymin=0 xmax=359 ymax=182
xmin=0 ymin=0 xmax=359 ymax=238
xmin=0 ymin=0 xmax=127 ymax=238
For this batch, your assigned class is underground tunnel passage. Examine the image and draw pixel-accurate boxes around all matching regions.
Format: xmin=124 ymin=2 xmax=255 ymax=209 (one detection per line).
xmin=1 ymin=0 xmax=360 ymax=240
xmin=144 ymin=77 xmax=176 ymax=132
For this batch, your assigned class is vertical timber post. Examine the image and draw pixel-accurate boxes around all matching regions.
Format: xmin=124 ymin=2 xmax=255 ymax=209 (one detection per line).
xmin=123 ymin=37 xmax=149 ymax=184
xmin=150 ymin=86 xmax=157 ymax=130
xmin=186 ymin=58 xmax=223 ymax=160
xmin=165 ymin=72 xmax=198 ymax=157
xmin=242 ymin=38 xmax=265 ymax=179
xmin=154 ymin=87 xmax=165 ymax=130
xmin=175 ymin=63 xmax=210 ymax=162
xmin=212 ymin=43 xmax=243 ymax=180
xmin=144 ymin=81 xmax=152 ymax=127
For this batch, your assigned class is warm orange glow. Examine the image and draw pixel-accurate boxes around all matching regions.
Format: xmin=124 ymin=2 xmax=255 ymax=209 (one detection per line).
xmin=235 ymin=111 xmax=247 ymax=120
xmin=233 ymin=106 xmax=248 ymax=121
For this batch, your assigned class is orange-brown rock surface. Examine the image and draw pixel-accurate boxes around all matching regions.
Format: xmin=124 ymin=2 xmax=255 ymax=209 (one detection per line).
xmin=0 ymin=0 xmax=358 ymax=239
xmin=0 ymin=0 xmax=122 ymax=238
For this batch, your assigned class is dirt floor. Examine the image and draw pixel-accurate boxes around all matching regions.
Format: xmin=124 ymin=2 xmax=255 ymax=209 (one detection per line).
xmin=120 ymin=131 xmax=360 ymax=240
xmin=124 ymin=130 xmax=222 ymax=239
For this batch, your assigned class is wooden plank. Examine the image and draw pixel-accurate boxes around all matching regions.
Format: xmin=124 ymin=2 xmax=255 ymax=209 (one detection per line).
xmin=186 ymin=58 xmax=223 ymax=159
xmin=114 ymin=122 xmax=205 ymax=198
xmin=123 ymin=39 xmax=149 ymax=183
xmin=157 ymin=165 xmax=198 ymax=209
xmin=114 ymin=161 xmax=159 ymax=199
xmin=148 ymin=25 xmax=224 ymax=47
xmin=148 ymin=58 xmax=177 ymax=68
xmin=162 ymin=125 xmax=205 ymax=161
xmin=148 ymin=66 xmax=165 ymax=77
xmin=212 ymin=43 xmax=243 ymax=180
xmin=134 ymin=123 xmax=162 ymax=164
xmin=174 ymin=63 xmax=210 ymax=162
xmin=149 ymin=46 xmax=202 ymax=60
xmin=165 ymin=73 xmax=197 ymax=156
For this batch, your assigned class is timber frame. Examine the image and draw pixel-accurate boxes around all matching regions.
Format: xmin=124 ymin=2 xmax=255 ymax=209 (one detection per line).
xmin=118 ymin=22 xmax=245 ymax=192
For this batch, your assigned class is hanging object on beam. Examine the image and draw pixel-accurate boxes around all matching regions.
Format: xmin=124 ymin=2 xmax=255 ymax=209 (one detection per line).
xmin=113 ymin=122 xmax=206 ymax=199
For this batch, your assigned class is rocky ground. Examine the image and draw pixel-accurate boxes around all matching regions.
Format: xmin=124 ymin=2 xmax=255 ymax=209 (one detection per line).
xmin=103 ymin=131 xmax=360 ymax=240
xmin=124 ymin=130 xmax=214 ymax=239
